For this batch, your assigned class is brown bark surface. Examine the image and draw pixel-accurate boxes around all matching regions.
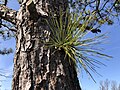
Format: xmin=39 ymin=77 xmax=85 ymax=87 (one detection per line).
xmin=11 ymin=0 xmax=81 ymax=90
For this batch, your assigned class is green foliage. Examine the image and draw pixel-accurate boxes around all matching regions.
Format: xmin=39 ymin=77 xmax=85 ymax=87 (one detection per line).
xmin=45 ymin=10 xmax=112 ymax=82
xmin=0 ymin=48 xmax=13 ymax=55
xmin=69 ymin=0 xmax=120 ymax=29
xmin=0 ymin=20 xmax=14 ymax=55
xmin=0 ymin=0 xmax=8 ymax=5
xmin=17 ymin=0 xmax=22 ymax=4
xmin=114 ymin=0 xmax=120 ymax=12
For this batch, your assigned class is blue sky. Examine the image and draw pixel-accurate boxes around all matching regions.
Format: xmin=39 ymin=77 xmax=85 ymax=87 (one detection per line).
xmin=80 ymin=22 xmax=120 ymax=90
xmin=0 ymin=0 xmax=120 ymax=90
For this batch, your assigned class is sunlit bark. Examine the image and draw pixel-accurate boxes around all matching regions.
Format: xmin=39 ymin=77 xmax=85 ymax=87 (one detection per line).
xmin=11 ymin=0 xmax=81 ymax=90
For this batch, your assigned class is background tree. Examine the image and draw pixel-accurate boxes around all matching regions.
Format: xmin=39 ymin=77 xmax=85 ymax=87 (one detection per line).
xmin=111 ymin=81 xmax=118 ymax=90
xmin=0 ymin=0 xmax=120 ymax=90
xmin=100 ymin=79 xmax=110 ymax=90
xmin=118 ymin=84 xmax=120 ymax=90
xmin=99 ymin=79 xmax=120 ymax=90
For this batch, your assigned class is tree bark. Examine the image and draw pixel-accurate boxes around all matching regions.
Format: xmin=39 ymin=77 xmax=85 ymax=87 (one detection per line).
xmin=0 ymin=4 xmax=17 ymax=25
xmin=12 ymin=0 xmax=81 ymax=90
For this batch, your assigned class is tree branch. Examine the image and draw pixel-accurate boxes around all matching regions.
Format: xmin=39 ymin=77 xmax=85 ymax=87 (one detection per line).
xmin=0 ymin=4 xmax=17 ymax=25
xmin=1 ymin=23 xmax=17 ymax=32
xmin=78 ymin=23 xmax=101 ymax=33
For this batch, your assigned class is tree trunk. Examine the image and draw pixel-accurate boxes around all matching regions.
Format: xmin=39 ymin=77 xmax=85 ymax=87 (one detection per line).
xmin=12 ymin=0 xmax=81 ymax=90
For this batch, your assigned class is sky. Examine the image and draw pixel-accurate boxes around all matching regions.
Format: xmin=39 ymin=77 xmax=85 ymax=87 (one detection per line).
xmin=80 ymin=22 xmax=120 ymax=90
xmin=0 ymin=0 xmax=120 ymax=90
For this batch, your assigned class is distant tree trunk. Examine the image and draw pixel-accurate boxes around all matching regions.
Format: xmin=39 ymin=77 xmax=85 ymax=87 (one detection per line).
xmin=118 ymin=84 xmax=120 ymax=90
xmin=12 ymin=0 xmax=81 ymax=90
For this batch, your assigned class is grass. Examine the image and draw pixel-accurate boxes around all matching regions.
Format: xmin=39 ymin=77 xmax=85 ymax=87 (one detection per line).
xmin=45 ymin=10 xmax=112 ymax=82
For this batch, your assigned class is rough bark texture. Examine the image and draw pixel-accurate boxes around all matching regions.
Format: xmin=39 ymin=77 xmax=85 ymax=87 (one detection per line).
xmin=12 ymin=0 xmax=81 ymax=90
xmin=0 ymin=4 xmax=17 ymax=25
